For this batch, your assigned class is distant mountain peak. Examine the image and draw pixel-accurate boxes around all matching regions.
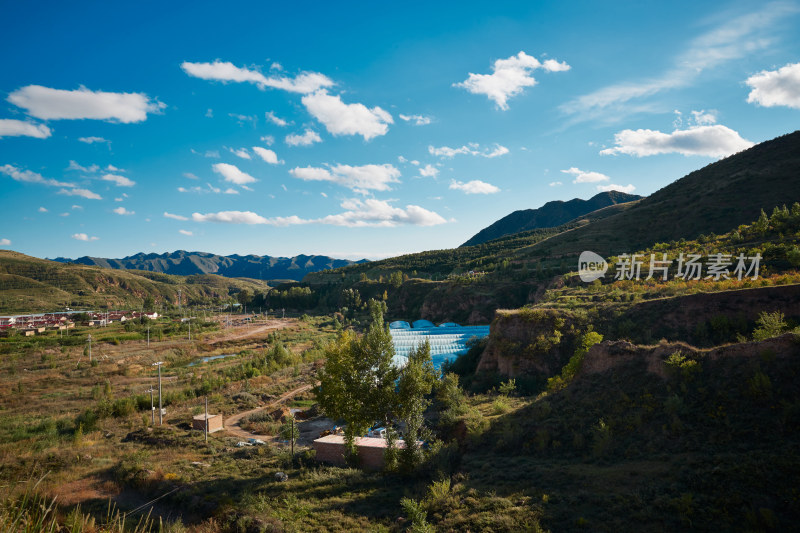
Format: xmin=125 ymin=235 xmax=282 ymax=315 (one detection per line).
xmin=461 ymin=190 xmax=642 ymax=247
xmin=50 ymin=250 xmax=367 ymax=281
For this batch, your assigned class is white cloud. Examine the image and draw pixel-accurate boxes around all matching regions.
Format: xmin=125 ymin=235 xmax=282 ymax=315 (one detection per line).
xmin=398 ymin=113 xmax=432 ymax=125
xmin=78 ymin=136 xmax=109 ymax=145
xmin=192 ymin=210 xmax=270 ymax=224
xmin=181 ymin=60 xmax=334 ymax=93
xmin=228 ymin=113 xmax=257 ymax=126
xmin=449 ymin=179 xmax=500 ymax=194
xmin=179 ymin=229 xmax=193 ymax=236
xmin=183 ymin=172 xmax=199 ymax=180
xmin=410 ymin=160 xmax=420 ymax=166
xmin=59 ymin=188 xmax=102 ymax=200
xmin=8 ymin=85 xmax=164 ymax=123
xmin=1 ymin=164 xmax=74 ymax=187
xmin=746 ymin=62 xmax=800 ymax=109
xmin=224 ymin=188 xmax=239 ymax=194
xmin=67 ymin=161 xmax=99 ymax=173
xmin=397 ymin=155 xmax=407 ymax=163
xmin=60 ymin=212 xmax=69 ymax=217
xmin=561 ymin=3 xmax=796 ymax=121
xmin=318 ymin=198 xmax=447 ymax=227
xmin=561 ymin=167 xmax=610 ymax=183
xmin=600 ymin=125 xmax=754 ymax=157
xmin=164 ymin=212 xmax=188 ymax=220
xmin=212 ymin=162 xmax=257 ymax=185
xmin=252 ymin=146 xmax=282 ymax=164
xmin=71 ymin=233 xmax=99 ymax=241
xmin=419 ymin=164 xmax=439 ymax=178
xmin=101 ymin=173 xmax=135 ymax=187
xmin=38 ymin=206 xmax=48 ymax=212
xmin=301 ymin=90 xmax=393 ymax=140
xmin=285 ymin=129 xmax=322 ymax=147
xmin=597 ymin=183 xmax=636 ymax=194
xmin=71 ymin=205 xmax=82 ymax=210
xmin=228 ymin=147 xmax=251 ymax=159
xmin=261 ymin=135 xmax=275 ymax=146
xmin=113 ymin=206 xmax=134 ymax=215
xmin=549 ymin=181 xmax=563 ymax=187
xmin=0 ymin=119 xmax=51 ymax=139
xmin=265 ymin=111 xmax=288 ymax=126
xmin=428 ymin=143 xmax=509 ymax=158
xmin=290 ymin=163 xmax=400 ymax=192
xmin=205 ymin=108 xmax=213 ymax=118
xmin=0 ymin=238 xmax=10 ymax=246
xmin=454 ymin=51 xmax=570 ymax=110
xmin=320 ymin=192 xmax=328 ymax=197
xmin=691 ymin=110 xmax=717 ymax=126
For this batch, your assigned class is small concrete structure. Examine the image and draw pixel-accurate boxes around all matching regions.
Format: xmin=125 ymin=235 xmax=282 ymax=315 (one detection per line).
xmin=192 ymin=413 xmax=223 ymax=433
xmin=313 ymin=435 xmax=408 ymax=470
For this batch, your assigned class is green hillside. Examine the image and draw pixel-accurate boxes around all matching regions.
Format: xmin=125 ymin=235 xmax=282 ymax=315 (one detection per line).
xmin=0 ymin=250 xmax=270 ymax=314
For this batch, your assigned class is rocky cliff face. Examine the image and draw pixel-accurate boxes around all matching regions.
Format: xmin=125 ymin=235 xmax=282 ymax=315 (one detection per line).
xmin=477 ymin=308 xmax=582 ymax=377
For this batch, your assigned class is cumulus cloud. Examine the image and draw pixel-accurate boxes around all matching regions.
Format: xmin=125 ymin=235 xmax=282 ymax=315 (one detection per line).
xmin=261 ymin=135 xmax=275 ymax=146
xmin=746 ymin=62 xmax=800 ymax=109
xmin=181 ymin=60 xmax=334 ymax=93
xmin=419 ymin=164 xmax=439 ymax=178
xmin=301 ymin=90 xmax=393 ymax=140
xmin=8 ymin=85 xmax=164 ymax=123
xmin=78 ymin=136 xmax=109 ymax=145
xmin=290 ymin=163 xmax=400 ymax=192
xmin=113 ymin=206 xmax=134 ymax=215
xmin=212 ymin=162 xmax=257 ymax=185
xmin=428 ymin=143 xmax=509 ymax=158
xmin=228 ymin=147 xmax=251 ymax=159
xmin=597 ymin=183 xmax=636 ymax=193
xmin=600 ymin=125 xmax=754 ymax=157
xmin=318 ymin=198 xmax=447 ymax=227
xmin=0 ymin=119 xmax=51 ymax=139
xmin=561 ymin=167 xmax=610 ymax=183
xmin=71 ymin=233 xmax=99 ymax=241
xmin=0 ymin=164 xmax=74 ymax=187
xmin=179 ymin=229 xmax=193 ymax=236
xmin=252 ymin=146 xmax=282 ymax=164
xmin=265 ymin=111 xmax=288 ymax=126
xmin=59 ymin=188 xmax=102 ymax=200
xmin=183 ymin=172 xmax=199 ymax=180
xmin=101 ymin=173 xmax=135 ymax=187
xmin=0 ymin=238 xmax=10 ymax=246
xmin=549 ymin=181 xmax=563 ymax=187
xmin=178 ymin=182 xmax=232 ymax=194
xmin=285 ymin=129 xmax=322 ymax=147
xmin=454 ymin=51 xmax=570 ymax=109
xmin=399 ymin=114 xmax=432 ymax=125
xmin=449 ymin=179 xmax=500 ymax=194
xmin=192 ymin=210 xmax=270 ymax=224
xmin=164 ymin=212 xmax=188 ymax=221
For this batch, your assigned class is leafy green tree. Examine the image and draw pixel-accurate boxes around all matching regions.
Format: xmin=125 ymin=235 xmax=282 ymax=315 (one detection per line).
xmin=237 ymin=289 xmax=252 ymax=310
xmin=143 ymin=295 xmax=155 ymax=312
xmin=753 ymin=311 xmax=788 ymax=341
xmin=315 ymin=300 xmax=399 ymax=457
xmin=397 ymin=339 xmax=437 ymax=471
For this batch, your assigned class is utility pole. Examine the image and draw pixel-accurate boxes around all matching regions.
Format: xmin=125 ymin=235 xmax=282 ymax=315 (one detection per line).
xmin=291 ymin=415 xmax=295 ymax=456
xmin=188 ymin=318 xmax=191 ymax=342
xmin=147 ymin=326 xmax=150 ymax=347
xmin=87 ymin=334 xmax=92 ymax=364
xmin=152 ymin=361 xmax=164 ymax=425
xmin=146 ymin=388 xmax=155 ymax=425
xmin=204 ymin=396 xmax=208 ymax=443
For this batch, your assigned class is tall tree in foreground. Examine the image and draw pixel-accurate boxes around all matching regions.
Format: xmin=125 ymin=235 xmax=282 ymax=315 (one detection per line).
xmin=315 ymin=300 xmax=399 ymax=458
xmin=397 ymin=339 xmax=437 ymax=471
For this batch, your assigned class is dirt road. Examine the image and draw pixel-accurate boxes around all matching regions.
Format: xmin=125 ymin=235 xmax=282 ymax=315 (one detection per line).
xmin=223 ymin=383 xmax=315 ymax=441
xmin=208 ymin=318 xmax=293 ymax=345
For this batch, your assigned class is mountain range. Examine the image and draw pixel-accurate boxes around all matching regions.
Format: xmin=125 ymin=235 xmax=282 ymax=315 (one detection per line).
xmin=51 ymin=251 xmax=367 ymax=281
xmin=461 ymin=190 xmax=641 ymax=247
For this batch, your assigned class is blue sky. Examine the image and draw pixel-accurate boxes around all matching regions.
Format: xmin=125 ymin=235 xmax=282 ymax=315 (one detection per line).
xmin=1 ymin=1 xmax=799 ymax=260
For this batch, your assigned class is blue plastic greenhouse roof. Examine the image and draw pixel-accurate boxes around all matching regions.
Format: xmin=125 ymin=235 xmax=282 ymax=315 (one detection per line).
xmin=390 ymin=321 xmax=491 ymax=371
xmin=412 ymin=319 xmax=435 ymax=328
xmin=389 ymin=321 xmax=411 ymax=329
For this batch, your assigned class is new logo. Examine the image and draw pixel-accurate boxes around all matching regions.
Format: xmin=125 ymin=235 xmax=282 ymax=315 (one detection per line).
xmin=578 ymin=251 xmax=607 ymax=282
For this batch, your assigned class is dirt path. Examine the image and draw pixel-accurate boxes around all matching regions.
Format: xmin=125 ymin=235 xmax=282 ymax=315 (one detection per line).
xmin=209 ymin=318 xmax=293 ymax=345
xmin=223 ymin=383 xmax=315 ymax=441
